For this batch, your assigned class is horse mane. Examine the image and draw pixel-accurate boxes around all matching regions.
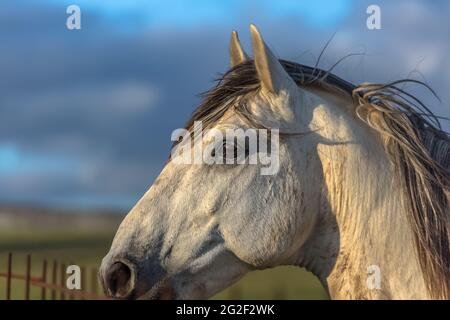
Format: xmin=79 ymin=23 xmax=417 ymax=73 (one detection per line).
xmin=186 ymin=59 xmax=450 ymax=299
xmin=352 ymin=83 xmax=450 ymax=299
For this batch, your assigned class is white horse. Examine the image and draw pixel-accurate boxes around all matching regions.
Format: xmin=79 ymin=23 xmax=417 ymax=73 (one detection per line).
xmin=100 ymin=25 xmax=450 ymax=300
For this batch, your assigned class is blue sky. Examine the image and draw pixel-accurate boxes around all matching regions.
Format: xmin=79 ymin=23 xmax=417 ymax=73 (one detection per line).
xmin=0 ymin=0 xmax=449 ymax=210
xmin=0 ymin=144 xmax=73 ymax=175
xmin=51 ymin=0 xmax=352 ymax=29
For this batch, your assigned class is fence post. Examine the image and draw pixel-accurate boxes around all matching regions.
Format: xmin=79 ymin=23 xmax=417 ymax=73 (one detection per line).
xmin=1 ymin=254 xmax=106 ymax=300
xmin=68 ymin=261 xmax=75 ymax=300
xmin=41 ymin=259 xmax=48 ymax=300
xmin=25 ymin=254 xmax=31 ymax=300
xmin=51 ymin=260 xmax=58 ymax=300
xmin=91 ymin=268 xmax=98 ymax=295
xmin=6 ymin=252 xmax=12 ymax=300
xmin=80 ymin=266 xmax=86 ymax=300
xmin=60 ymin=263 xmax=66 ymax=300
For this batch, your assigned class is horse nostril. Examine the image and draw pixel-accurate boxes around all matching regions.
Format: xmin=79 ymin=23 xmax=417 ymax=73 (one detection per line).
xmin=105 ymin=261 xmax=134 ymax=298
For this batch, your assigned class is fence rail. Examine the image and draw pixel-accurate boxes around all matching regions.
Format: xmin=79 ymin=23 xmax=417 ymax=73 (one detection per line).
xmin=0 ymin=252 xmax=107 ymax=300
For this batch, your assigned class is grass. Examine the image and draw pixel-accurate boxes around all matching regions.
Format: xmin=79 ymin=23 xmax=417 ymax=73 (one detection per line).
xmin=0 ymin=229 xmax=328 ymax=300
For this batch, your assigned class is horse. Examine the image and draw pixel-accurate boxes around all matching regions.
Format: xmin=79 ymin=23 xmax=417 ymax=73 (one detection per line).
xmin=99 ymin=25 xmax=450 ymax=300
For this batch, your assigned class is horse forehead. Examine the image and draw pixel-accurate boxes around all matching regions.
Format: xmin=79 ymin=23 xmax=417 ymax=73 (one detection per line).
xmin=215 ymin=109 xmax=251 ymax=127
xmin=252 ymin=86 xmax=339 ymax=115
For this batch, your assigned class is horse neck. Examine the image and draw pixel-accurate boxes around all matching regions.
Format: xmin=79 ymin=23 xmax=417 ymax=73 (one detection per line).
xmin=298 ymin=103 xmax=430 ymax=299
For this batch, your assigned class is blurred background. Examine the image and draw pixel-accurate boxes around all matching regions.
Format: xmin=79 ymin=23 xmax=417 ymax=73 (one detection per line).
xmin=0 ymin=0 xmax=449 ymax=299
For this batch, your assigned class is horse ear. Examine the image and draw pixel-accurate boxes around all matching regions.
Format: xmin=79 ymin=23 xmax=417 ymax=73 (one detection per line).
xmin=230 ymin=31 xmax=248 ymax=67
xmin=250 ymin=24 xmax=295 ymax=94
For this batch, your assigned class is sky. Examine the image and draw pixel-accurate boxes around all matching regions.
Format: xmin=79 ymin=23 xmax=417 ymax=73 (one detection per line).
xmin=0 ymin=0 xmax=449 ymax=211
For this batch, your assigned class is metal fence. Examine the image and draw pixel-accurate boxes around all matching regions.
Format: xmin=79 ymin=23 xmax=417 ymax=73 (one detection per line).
xmin=0 ymin=252 xmax=106 ymax=300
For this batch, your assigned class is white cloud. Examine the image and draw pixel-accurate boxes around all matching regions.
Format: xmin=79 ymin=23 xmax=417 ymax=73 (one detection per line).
xmin=2 ymin=81 xmax=160 ymax=117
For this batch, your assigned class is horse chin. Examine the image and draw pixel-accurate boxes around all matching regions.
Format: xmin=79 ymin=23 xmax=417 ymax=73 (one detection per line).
xmin=135 ymin=276 xmax=217 ymax=300
xmin=135 ymin=283 xmax=211 ymax=300
xmin=134 ymin=277 xmax=178 ymax=300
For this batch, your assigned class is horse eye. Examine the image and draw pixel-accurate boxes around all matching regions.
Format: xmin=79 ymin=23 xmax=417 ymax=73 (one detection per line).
xmin=222 ymin=140 xmax=236 ymax=160
xmin=224 ymin=139 xmax=250 ymax=161
xmin=210 ymin=139 xmax=250 ymax=162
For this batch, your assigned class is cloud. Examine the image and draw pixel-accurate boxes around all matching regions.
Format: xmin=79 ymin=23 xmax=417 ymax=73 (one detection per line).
xmin=0 ymin=0 xmax=449 ymax=209
xmin=2 ymin=81 xmax=159 ymax=117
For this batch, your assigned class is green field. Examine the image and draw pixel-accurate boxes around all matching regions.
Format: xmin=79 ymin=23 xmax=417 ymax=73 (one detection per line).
xmin=0 ymin=229 xmax=328 ymax=300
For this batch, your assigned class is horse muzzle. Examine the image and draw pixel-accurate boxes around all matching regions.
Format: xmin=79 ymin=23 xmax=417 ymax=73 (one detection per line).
xmin=99 ymin=255 xmax=175 ymax=300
